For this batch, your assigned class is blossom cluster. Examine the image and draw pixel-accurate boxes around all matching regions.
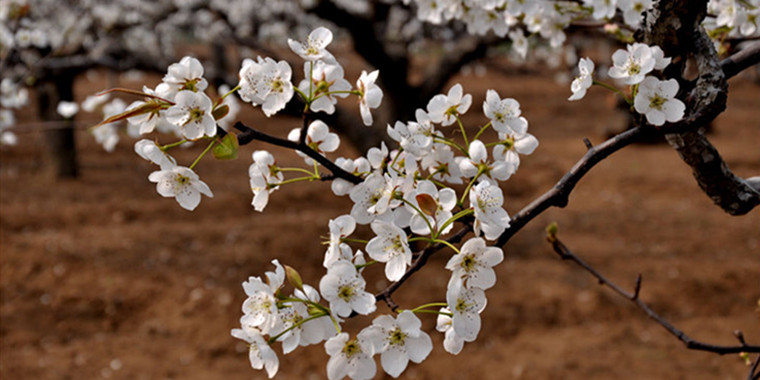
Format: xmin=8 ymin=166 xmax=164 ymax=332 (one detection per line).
xmin=218 ymin=26 xmax=531 ymax=379
xmin=90 ymin=22 xmax=695 ymax=380
xmin=568 ymin=43 xmax=686 ymax=126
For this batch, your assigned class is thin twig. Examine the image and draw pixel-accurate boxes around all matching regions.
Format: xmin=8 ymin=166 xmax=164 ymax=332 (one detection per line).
xmin=233 ymin=121 xmax=362 ymax=184
xmin=549 ymin=237 xmax=760 ymax=355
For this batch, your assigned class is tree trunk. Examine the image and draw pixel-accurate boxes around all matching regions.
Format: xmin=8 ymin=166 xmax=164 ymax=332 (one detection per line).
xmin=39 ymin=72 xmax=78 ymax=178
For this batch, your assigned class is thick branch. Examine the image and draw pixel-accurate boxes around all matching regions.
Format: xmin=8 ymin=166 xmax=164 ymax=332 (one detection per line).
xmin=495 ymin=126 xmax=647 ymax=247
xmin=643 ymin=1 xmax=760 ymax=215
xmin=549 ymin=237 xmax=760 ymax=355
xmin=233 ymin=122 xmax=362 ymax=184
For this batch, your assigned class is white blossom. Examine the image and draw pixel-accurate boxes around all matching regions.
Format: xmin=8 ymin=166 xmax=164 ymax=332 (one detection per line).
xmin=608 ymin=43 xmax=657 ymax=85
xmin=134 ymin=139 xmax=176 ymax=170
xmin=319 ymin=260 xmax=376 ymax=318
xmin=482 ymin=90 xmax=528 ymax=135
xmin=56 ymin=101 xmax=79 ymax=118
xmin=164 ymin=90 xmax=216 ymax=140
xmin=365 ymin=221 xmax=412 ymax=282
xmin=230 ymin=328 xmax=279 ymax=378
xmin=633 ymin=76 xmax=685 ymax=126
xmin=249 ymin=150 xmax=283 ymax=212
xmin=568 ymin=57 xmax=595 ymax=101
xmin=470 ymin=181 xmax=510 ymax=240
xmin=446 ymin=279 xmax=486 ymax=342
xmin=361 ymin=311 xmax=433 ymax=378
xmin=324 ymin=214 xmax=357 ymax=268
xmin=356 ymin=70 xmax=383 ymax=126
xmin=288 ymin=26 xmax=334 ymax=61
xmin=426 ymin=84 xmax=472 ymax=126
xmin=300 ymin=60 xmax=352 ymax=114
xmin=446 ymin=237 xmax=504 ymax=290
xmin=162 ymin=56 xmax=208 ymax=98
xmin=287 ymin=120 xmax=340 ymax=165
xmin=238 ymin=56 xmax=294 ymax=117
xmin=324 ymin=332 xmax=377 ymax=380
xmin=435 ymin=307 xmax=465 ymax=354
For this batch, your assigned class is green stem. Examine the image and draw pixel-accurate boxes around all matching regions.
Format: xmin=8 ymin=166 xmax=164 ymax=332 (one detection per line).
xmin=458 ymin=169 xmax=484 ymax=207
xmin=456 ymin=115 xmax=469 ymax=148
xmin=593 ymin=80 xmax=632 ymax=105
xmin=410 ymin=302 xmax=448 ymax=312
xmin=354 ymin=260 xmax=377 ymax=270
xmin=294 ymin=87 xmax=310 ymax=104
xmin=432 ymin=136 xmax=467 ymax=156
xmin=437 ymin=208 xmax=474 ymax=237
xmin=341 ymin=237 xmax=369 ymax=244
xmin=277 ymin=176 xmax=318 ymax=186
xmin=189 ymin=139 xmax=217 ymax=170
xmin=160 ymin=139 xmax=188 ymax=151
xmin=220 ymin=84 xmax=241 ymax=101
xmin=268 ymin=311 xmax=329 ymax=344
xmin=431 ymin=238 xmax=460 ymax=254
xmin=472 ymin=121 xmax=492 ymax=141
xmin=280 ymin=167 xmax=318 ymax=176
xmin=400 ymin=198 xmax=436 ymax=237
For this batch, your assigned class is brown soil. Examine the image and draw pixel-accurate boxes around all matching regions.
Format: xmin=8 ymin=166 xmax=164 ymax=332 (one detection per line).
xmin=1 ymin=61 xmax=759 ymax=380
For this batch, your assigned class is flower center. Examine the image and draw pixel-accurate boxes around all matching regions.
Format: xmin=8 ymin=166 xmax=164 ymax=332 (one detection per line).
xmin=461 ymin=254 xmax=477 ymax=272
xmin=388 ymin=328 xmax=407 ymax=346
xmin=342 ymin=339 xmax=361 ymax=358
xmin=649 ymin=94 xmax=666 ymax=110
xmin=338 ymin=285 xmax=355 ymax=301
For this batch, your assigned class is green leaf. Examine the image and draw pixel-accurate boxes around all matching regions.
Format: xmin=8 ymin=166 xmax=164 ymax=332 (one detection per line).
xmin=212 ymin=133 xmax=239 ymax=160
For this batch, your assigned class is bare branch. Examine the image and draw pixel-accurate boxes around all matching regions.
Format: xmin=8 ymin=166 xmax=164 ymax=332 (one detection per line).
xmin=548 ymin=236 xmax=760 ymax=355
xmin=496 ymin=126 xmax=647 ymax=247
xmin=721 ymin=41 xmax=760 ymax=79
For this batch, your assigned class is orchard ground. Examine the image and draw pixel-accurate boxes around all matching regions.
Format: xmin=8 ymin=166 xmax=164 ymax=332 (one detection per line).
xmin=1 ymin=56 xmax=759 ymax=379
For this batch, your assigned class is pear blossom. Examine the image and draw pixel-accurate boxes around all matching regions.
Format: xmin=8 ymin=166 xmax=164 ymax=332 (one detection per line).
xmin=240 ymin=267 xmax=281 ymax=335
xmin=458 ymin=140 xmax=515 ymax=183
xmin=436 ymin=307 xmax=465 ymax=354
xmin=270 ymin=301 xmax=335 ymax=353
xmin=405 ymin=180 xmax=457 ymax=236
xmin=0 ymin=109 xmax=17 ymax=145
xmin=238 ymin=56 xmax=294 ymax=117
xmin=583 ymin=0 xmax=618 ymax=20
xmin=608 ymin=43 xmax=657 ymax=85
xmin=365 ymin=221 xmax=412 ymax=282
xmin=56 ymin=101 xmax=78 ymax=118
xmin=361 ymin=311 xmax=433 ymax=378
xmin=287 ymin=120 xmax=340 ymax=165
xmin=446 ymin=237 xmax=504 ymax=290
xmin=426 ymin=84 xmax=472 ymax=126
xmin=509 ymin=30 xmax=529 ymax=59
xmin=81 ymin=93 xmax=110 ymax=113
xmin=92 ymin=98 xmax=127 ymax=152
xmin=482 ymin=90 xmax=528 ymax=135
xmin=568 ymin=57 xmax=595 ymax=101
xmin=288 ymin=26 xmax=333 ymax=61
xmin=249 ymin=150 xmax=284 ymax=212
xmin=231 ymin=328 xmax=279 ymax=378
xmin=147 ymin=165 xmax=212 ymax=211
xmin=349 ymin=172 xmax=399 ymax=224
xmin=420 ymin=143 xmax=464 ymax=184
xmin=633 ymin=76 xmax=685 ymax=126
xmin=319 ymin=260 xmax=376 ymax=317
xmin=134 ymin=139 xmax=176 ymax=170
xmin=324 ymin=215 xmax=357 ymax=268
xmin=165 ymin=90 xmax=216 ymax=140
xmin=470 ymin=180 xmax=511 ymax=240
xmin=492 ymin=131 xmax=539 ymax=172
xmin=618 ymin=0 xmax=653 ymax=27
xmin=324 ymin=332 xmax=377 ymax=380
xmin=331 ymin=157 xmax=370 ymax=196
xmin=446 ymin=279 xmax=487 ymax=342
xmin=386 ymin=120 xmax=433 ymax=159
xmin=366 ymin=142 xmax=389 ymax=172
xmin=300 ymin=60 xmax=352 ymax=114
xmin=162 ymin=56 xmax=208 ymax=97
xmin=356 ymin=70 xmax=383 ymax=126
xmin=126 ymin=85 xmax=174 ymax=135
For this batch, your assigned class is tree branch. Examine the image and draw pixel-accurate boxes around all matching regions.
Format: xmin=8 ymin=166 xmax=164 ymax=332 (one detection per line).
xmin=495 ymin=126 xmax=647 ymax=247
xmin=721 ymin=41 xmax=760 ymax=79
xmin=233 ymin=121 xmax=362 ymax=184
xmin=548 ymin=236 xmax=760 ymax=355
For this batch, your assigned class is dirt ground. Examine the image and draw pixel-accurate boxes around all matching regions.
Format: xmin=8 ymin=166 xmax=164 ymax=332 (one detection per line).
xmin=1 ymin=57 xmax=759 ymax=380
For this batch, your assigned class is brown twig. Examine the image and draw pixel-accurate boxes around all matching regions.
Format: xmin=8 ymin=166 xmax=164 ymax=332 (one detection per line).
xmin=548 ymin=236 xmax=760 ymax=355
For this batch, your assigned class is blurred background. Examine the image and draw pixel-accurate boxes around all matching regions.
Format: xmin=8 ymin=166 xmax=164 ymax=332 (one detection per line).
xmin=1 ymin=1 xmax=759 ymax=379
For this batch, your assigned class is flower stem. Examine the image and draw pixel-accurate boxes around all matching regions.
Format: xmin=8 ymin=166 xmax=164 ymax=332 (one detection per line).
xmin=189 ymin=139 xmax=217 ymax=170
xmin=456 ymin=115 xmax=469 ymax=148
xmin=267 ymin=311 xmax=329 ymax=344
xmin=160 ymin=139 xmax=188 ymax=151
xmin=593 ymin=80 xmax=632 ymax=105
xmin=473 ymin=121 xmax=492 ymax=141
